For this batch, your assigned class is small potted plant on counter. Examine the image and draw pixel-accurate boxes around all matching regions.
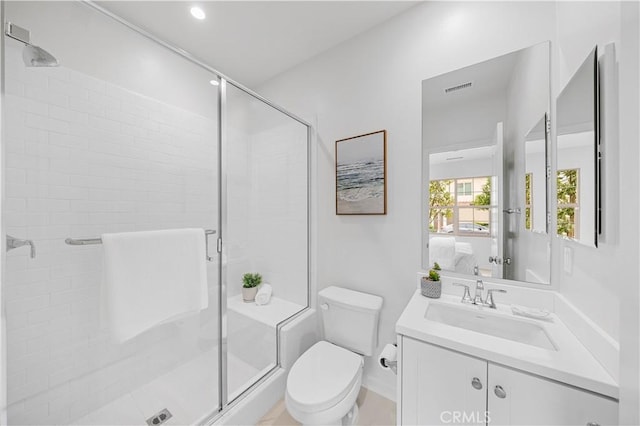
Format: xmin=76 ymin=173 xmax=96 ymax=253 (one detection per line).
xmin=242 ymin=273 xmax=262 ymax=302
xmin=421 ymin=264 xmax=441 ymax=299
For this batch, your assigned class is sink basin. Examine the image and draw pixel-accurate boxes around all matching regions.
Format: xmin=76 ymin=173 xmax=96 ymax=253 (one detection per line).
xmin=425 ymin=303 xmax=557 ymax=351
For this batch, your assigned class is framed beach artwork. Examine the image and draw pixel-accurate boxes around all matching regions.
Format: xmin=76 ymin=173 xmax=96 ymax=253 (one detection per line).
xmin=335 ymin=130 xmax=387 ymax=215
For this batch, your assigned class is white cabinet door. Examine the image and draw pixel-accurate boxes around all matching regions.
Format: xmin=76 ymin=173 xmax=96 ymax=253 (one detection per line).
xmin=488 ymin=363 xmax=618 ymax=426
xmin=401 ymin=337 xmax=488 ymax=425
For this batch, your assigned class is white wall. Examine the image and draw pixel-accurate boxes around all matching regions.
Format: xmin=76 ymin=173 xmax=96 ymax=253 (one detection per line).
xmin=429 ymin=157 xmax=494 ymax=182
xmin=424 ymin=94 xmax=506 ymax=150
xmin=258 ymin=0 xmax=636 ymax=408
xmin=258 ymin=1 xmax=557 ymax=400
xmin=552 ymin=2 xmax=622 ymax=344
xmin=618 ymin=2 xmax=640 ymax=424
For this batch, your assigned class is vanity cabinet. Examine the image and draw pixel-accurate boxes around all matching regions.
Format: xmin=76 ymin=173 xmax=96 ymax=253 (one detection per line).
xmin=400 ymin=336 xmax=618 ymax=426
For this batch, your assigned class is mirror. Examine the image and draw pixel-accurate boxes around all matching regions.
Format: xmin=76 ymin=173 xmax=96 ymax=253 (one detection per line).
xmin=556 ymin=47 xmax=600 ymax=247
xmin=524 ymin=115 xmax=549 ymax=234
xmin=422 ymin=41 xmax=551 ymax=285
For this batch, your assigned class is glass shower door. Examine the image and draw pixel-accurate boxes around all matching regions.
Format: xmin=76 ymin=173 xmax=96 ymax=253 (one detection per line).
xmin=3 ymin=2 xmax=221 ymax=424
xmin=222 ymin=81 xmax=309 ymax=402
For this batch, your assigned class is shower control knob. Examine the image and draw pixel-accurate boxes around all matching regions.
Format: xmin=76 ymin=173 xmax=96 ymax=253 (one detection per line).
xmin=320 ymin=303 xmax=329 ymax=310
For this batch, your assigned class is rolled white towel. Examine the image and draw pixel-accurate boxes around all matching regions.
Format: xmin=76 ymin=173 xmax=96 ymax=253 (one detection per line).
xmin=255 ymin=283 xmax=273 ymax=306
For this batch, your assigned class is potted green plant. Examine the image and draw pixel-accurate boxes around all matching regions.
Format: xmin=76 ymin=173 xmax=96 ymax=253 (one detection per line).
xmin=421 ymin=264 xmax=441 ymax=299
xmin=242 ymin=273 xmax=262 ymax=302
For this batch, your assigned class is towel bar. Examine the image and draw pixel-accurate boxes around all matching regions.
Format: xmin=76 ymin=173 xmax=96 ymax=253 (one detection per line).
xmin=65 ymin=229 xmax=217 ymax=246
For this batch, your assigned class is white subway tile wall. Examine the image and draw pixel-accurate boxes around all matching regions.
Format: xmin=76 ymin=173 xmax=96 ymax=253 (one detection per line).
xmin=248 ymin=125 xmax=308 ymax=306
xmin=224 ymin=85 xmax=308 ymax=307
xmin=4 ymin=45 xmax=220 ymax=424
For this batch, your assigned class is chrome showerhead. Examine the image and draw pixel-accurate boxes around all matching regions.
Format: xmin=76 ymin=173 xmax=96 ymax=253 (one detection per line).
xmin=5 ymin=22 xmax=59 ymax=67
xmin=22 ymin=44 xmax=59 ymax=67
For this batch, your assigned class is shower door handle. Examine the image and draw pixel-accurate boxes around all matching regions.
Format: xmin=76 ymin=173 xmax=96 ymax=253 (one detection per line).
xmin=6 ymin=235 xmax=36 ymax=258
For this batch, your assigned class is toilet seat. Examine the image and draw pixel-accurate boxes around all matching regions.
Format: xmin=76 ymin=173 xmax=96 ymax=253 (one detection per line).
xmin=286 ymin=341 xmax=363 ymax=414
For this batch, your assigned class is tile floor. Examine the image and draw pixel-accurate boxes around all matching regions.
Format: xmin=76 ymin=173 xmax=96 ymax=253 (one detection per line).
xmin=257 ymin=387 xmax=396 ymax=426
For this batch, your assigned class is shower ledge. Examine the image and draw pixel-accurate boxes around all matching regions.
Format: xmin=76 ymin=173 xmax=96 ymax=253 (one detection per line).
xmin=227 ymin=295 xmax=305 ymax=328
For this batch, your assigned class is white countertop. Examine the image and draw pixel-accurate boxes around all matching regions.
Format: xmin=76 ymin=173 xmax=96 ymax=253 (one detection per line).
xmin=396 ymin=290 xmax=619 ymax=399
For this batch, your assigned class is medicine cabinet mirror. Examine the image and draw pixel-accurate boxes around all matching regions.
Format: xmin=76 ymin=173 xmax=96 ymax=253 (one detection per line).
xmin=422 ymin=41 xmax=551 ymax=285
xmin=555 ymin=46 xmax=600 ymax=248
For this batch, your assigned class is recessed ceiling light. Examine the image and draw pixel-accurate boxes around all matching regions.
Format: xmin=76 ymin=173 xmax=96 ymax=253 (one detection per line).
xmin=209 ymin=79 xmax=220 ymax=86
xmin=190 ymin=6 xmax=206 ymax=20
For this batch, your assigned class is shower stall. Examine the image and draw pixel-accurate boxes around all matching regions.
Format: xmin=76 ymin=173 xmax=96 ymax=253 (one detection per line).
xmin=1 ymin=2 xmax=310 ymax=424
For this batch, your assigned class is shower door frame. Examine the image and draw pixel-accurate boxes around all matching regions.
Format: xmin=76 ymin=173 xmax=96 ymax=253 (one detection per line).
xmin=0 ymin=0 xmax=313 ymax=423
xmin=216 ymin=77 xmax=312 ymax=420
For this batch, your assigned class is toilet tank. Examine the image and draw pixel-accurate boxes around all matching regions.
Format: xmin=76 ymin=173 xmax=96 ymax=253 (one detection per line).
xmin=318 ymin=286 xmax=383 ymax=356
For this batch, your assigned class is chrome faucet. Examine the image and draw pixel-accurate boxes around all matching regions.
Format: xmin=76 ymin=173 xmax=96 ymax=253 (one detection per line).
xmin=453 ymin=280 xmax=507 ymax=309
xmin=473 ymin=279 xmax=484 ymax=305
xmin=452 ymin=283 xmax=472 ymax=303
xmin=484 ymin=289 xmax=507 ymax=309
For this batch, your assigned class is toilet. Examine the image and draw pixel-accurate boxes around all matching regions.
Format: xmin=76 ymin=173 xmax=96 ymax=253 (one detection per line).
xmin=285 ymin=286 xmax=383 ymax=425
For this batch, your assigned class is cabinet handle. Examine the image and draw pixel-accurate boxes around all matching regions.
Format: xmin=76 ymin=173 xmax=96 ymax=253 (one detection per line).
xmin=586 ymin=423 xmax=600 ymax=426
xmin=471 ymin=377 xmax=483 ymax=390
xmin=494 ymin=385 xmax=507 ymax=398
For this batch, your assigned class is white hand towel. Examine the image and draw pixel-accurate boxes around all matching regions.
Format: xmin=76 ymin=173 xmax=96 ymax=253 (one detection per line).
xmin=255 ymin=283 xmax=273 ymax=306
xmin=102 ymin=228 xmax=208 ymax=343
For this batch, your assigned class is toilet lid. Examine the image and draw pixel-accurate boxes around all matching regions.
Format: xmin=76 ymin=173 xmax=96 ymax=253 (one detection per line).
xmin=287 ymin=341 xmax=363 ymax=413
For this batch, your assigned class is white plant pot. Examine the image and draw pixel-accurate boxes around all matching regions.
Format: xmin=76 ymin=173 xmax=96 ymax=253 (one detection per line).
xmin=242 ymin=286 xmax=258 ymax=302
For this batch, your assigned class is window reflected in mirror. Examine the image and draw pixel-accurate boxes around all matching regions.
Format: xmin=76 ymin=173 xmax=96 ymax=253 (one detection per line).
xmin=557 ymin=169 xmax=580 ymax=239
xmin=428 ymin=146 xmax=498 ymax=277
xmin=525 ymin=173 xmax=532 ymax=230
xmin=429 ymin=177 xmax=492 ymax=236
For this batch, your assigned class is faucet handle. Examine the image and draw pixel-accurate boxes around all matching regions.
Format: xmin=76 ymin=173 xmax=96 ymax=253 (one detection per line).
xmin=484 ymin=289 xmax=507 ymax=309
xmin=452 ymin=283 xmax=472 ymax=303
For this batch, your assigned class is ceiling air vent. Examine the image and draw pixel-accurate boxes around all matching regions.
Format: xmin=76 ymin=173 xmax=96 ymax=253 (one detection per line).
xmin=444 ymin=81 xmax=472 ymax=94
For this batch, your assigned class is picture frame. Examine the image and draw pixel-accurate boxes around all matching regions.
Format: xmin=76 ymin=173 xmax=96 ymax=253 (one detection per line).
xmin=335 ymin=130 xmax=387 ymax=215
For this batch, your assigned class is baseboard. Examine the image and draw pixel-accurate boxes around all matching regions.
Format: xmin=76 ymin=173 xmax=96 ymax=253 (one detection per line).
xmin=362 ymin=374 xmax=396 ymax=403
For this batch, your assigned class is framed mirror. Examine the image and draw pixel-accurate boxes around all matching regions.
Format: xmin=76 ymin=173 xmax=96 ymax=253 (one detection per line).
xmin=556 ymin=46 xmax=600 ymax=247
xmin=422 ymin=41 xmax=551 ymax=285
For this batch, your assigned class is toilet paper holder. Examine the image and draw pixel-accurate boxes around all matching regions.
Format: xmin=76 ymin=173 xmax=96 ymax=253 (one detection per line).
xmin=379 ymin=343 xmax=398 ymax=374
xmin=380 ymin=358 xmax=397 ymax=374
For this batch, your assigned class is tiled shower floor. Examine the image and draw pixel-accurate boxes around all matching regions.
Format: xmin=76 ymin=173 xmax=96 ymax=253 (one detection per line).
xmin=71 ymin=349 xmax=261 ymax=425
